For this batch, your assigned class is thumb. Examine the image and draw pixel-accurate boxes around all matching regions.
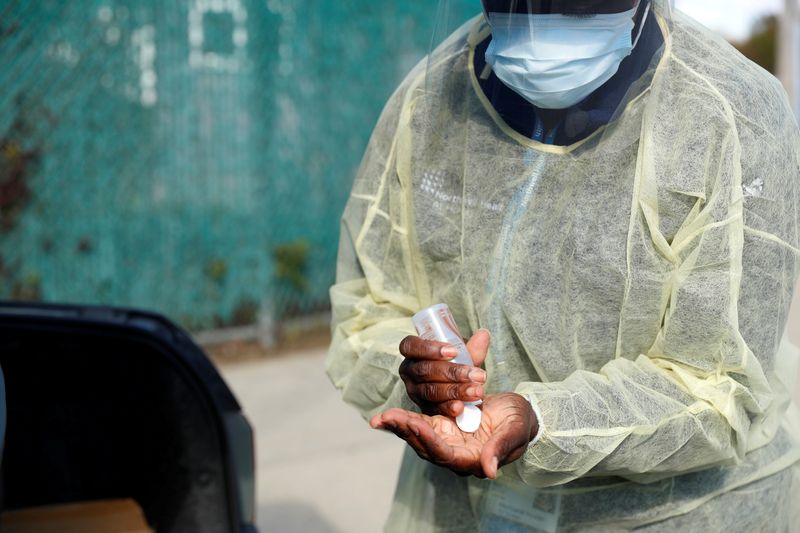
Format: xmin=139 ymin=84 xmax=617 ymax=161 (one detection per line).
xmin=480 ymin=420 xmax=530 ymax=479
xmin=466 ymin=329 xmax=490 ymax=367
xmin=480 ymin=430 xmax=511 ymax=480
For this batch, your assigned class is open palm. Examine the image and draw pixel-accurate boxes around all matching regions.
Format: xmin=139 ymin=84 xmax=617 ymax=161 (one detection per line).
xmin=370 ymin=393 xmax=537 ymax=479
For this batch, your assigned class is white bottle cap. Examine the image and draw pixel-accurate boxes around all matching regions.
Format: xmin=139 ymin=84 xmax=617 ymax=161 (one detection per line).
xmin=456 ymin=404 xmax=482 ymax=433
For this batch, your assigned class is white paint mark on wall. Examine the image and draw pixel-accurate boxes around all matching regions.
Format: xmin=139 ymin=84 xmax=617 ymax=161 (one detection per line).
xmin=188 ymin=0 xmax=249 ymax=72
xmin=132 ymin=25 xmax=158 ymax=107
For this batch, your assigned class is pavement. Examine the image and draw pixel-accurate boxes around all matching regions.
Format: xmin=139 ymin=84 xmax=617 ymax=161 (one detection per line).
xmin=218 ymin=349 xmax=405 ymax=533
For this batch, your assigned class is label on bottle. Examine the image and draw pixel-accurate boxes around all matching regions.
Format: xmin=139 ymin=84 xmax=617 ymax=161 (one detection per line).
xmin=435 ymin=306 xmax=463 ymax=340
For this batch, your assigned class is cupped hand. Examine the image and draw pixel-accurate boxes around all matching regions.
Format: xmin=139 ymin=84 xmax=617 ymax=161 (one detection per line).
xmin=370 ymin=392 xmax=538 ymax=479
xmin=398 ymin=330 xmax=490 ymax=417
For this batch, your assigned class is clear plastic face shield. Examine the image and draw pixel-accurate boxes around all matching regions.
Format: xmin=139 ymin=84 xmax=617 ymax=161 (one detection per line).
xmin=425 ymin=0 xmax=667 ymax=129
xmin=482 ymin=0 xmax=640 ymax=16
xmin=430 ymin=0 xmax=659 ymax=50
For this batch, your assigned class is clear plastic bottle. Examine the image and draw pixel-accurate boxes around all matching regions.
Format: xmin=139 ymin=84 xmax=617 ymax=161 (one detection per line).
xmin=412 ymin=304 xmax=482 ymax=433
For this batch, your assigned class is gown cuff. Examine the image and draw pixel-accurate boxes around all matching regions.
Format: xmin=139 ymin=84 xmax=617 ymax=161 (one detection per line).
xmin=521 ymin=392 xmax=545 ymax=447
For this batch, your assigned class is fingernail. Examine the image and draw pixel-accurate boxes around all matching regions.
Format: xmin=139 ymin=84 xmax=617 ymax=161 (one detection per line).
xmin=469 ymin=368 xmax=487 ymax=382
xmin=491 ymin=456 xmax=499 ymax=474
xmin=478 ymin=328 xmax=491 ymax=337
xmin=441 ymin=346 xmax=458 ymax=358
xmin=467 ymin=385 xmax=483 ymax=398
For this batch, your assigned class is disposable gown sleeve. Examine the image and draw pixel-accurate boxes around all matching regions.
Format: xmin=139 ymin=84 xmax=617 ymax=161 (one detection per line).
xmin=514 ymin=82 xmax=800 ymax=487
xmin=325 ymin=80 xmax=423 ymax=421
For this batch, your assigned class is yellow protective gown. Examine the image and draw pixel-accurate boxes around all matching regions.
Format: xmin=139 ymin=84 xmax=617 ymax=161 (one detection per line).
xmin=327 ymin=2 xmax=800 ymax=531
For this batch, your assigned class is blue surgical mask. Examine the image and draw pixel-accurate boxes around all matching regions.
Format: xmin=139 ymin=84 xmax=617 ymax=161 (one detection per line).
xmin=484 ymin=2 xmax=649 ymax=110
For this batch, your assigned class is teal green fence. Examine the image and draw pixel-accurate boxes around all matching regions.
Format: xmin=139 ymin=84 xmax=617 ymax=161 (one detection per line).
xmin=0 ymin=0 xmax=476 ymax=329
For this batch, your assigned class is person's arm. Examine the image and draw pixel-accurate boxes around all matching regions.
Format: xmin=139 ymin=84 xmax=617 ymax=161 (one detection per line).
xmin=514 ymin=81 xmax=800 ymax=487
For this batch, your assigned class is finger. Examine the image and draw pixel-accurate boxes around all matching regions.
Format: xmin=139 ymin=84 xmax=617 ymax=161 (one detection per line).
xmin=387 ymin=423 xmax=431 ymax=461
xmin=419 ymin=400 xmax=465 ymax=418
xmin=407 ymin=418 xmax=455 ymax=466
xmin=482 ymin=455 xmax=499 ymax=480
xmin=378 ymin=414 xmax=432 ymax=461
xmin=400 ymin=360 xmax=486 ymax=384
xmin=501 ymin=444 xmax=528 ymax=468
xmin=441 ymin=400 xmax=465 ymax=418
xmin=407 ymin=382 xmax=484 ymax=404
xmin=466 ymin=329 xmax=491 ymax=367
xmin=378 ymin=408 xmax=432 ymax=428
xmin=371 ymin=408 xmax=418 ymax=430
xmin=481 ymin=428 xmax=530 ymax=479
xmin=399 ymin=336 xmax=458 ymax=360
xmin=369 ymin=413 xmax=384 ymax=429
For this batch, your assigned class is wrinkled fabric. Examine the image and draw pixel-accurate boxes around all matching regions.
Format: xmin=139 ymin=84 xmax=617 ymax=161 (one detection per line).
xmin=326 ymin=2 xmax=800 ymax=531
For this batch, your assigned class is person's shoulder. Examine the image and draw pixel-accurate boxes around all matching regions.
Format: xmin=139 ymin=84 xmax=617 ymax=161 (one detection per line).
xmin=668 ymin=10 xmax=791 ymax=130
xmin=391 ymin=16 xmax=478 ymax=104
xmin=371 ymin=17 xmax=477 ymax=135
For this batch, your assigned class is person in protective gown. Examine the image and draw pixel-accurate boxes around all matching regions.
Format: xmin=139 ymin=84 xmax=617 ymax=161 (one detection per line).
xmin=327 ymin=0 xmax=800 ymax=530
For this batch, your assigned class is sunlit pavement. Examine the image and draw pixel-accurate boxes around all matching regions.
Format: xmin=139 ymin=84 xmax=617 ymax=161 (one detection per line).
xmin=219 ymin=349 xmax=405 ymax=533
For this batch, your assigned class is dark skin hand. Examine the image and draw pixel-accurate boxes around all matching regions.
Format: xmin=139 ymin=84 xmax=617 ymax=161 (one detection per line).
xmin=397 ymin=330 xmax=491 ymax=418
xmin=377 ymin=329 xmax=539 ymax=479
xmin=371 ymin=392 xmax=538 ymax=479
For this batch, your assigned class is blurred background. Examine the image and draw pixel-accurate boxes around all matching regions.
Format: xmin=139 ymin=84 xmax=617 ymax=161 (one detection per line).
xmin=0 ymin=0 xmax=471 ymax=340
xmin=1 ymin=1 xmax=799 ymax=532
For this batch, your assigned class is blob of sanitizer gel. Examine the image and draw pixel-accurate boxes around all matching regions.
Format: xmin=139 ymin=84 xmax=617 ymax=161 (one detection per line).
xmin=412 ymin=304 xmax=482 ymax=433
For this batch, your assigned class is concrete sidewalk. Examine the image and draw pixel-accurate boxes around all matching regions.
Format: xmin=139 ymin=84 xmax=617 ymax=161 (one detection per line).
xmin=219 ymin=349 xmax=405 ymax=533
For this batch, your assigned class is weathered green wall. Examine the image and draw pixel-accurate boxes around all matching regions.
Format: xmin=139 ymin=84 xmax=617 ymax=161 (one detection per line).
xmin=0 ymin=0 xmax=476 ymax=329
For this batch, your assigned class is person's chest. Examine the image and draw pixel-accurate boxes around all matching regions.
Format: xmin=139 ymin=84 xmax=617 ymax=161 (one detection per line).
xmin=402 ymin=118 xmax=679 ymax=380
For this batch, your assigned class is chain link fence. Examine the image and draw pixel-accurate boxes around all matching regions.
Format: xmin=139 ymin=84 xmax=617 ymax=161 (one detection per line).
xmin=0 ymin=0 xmax=476 ymax=331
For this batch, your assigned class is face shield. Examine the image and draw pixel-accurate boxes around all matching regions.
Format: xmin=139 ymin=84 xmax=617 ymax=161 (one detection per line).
xmin=430 ymin=0 xmax=657 ymax=51
xmin=428 ymin=0 xmax=664 ymax=116
xmin=481 ymin=0 xmax=640 ymax=16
